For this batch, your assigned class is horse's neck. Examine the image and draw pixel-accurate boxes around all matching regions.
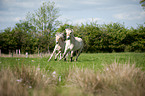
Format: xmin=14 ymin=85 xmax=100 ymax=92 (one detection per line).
xmin=59 ymin=40 xmax=65 ymax=49
xmin=70 ymin=34 xmax=76 ymax=44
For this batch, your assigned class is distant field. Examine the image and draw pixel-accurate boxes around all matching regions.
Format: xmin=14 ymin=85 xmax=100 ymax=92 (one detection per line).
xmin=0 ymin=53 xmax=145 ymax=71
xmin=0 ymin=53 xmax=145 ymax=96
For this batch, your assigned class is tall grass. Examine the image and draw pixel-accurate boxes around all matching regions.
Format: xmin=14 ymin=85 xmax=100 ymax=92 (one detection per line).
xmin=0 ymin=65 xmax=58 ymax=96
xmin=0 ymin=67 xmax=28 ymax=96
xmin=66 ymin=62 xmax=145 ymax=96
xmin=0 ymin=62 xmax=144 ymax=96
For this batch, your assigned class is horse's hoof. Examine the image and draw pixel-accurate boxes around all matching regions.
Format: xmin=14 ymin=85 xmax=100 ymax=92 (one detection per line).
xmin=64 ymin=58 xmax=66 ymax=61
xmin=70 ymin=59 xmax=73 ymax=62
xmin=74 ymin=59 xmax=77 ymax=61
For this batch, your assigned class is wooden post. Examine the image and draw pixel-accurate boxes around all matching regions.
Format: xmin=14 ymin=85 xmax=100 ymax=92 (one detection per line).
xmin=26 ymin=52 xmax=28 ymax=58
xmin=16 ymin=49 xmax=18 ymax=55
xmin=19 ymin=49 xmax=21 ymax=55
xmin=40 ymin=53 xmax=42 ymax=58
xmin=0 ymin=49 xmax=1 ymax=56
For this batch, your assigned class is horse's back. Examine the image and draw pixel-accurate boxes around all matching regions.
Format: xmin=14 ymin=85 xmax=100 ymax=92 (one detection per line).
xmin=74 ymin=37 xmax=83 ymax=50
xmin=75 ymin=37 xmax=83 ymax=45
xmin=75 ymin=37 xmax=83 ymax=42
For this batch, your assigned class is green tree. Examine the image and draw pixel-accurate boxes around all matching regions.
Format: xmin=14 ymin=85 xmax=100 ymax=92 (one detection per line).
xmin=26 ymin=1 xmax=60 ymax=34
xmin=0 ymin=27 xmax=17 ymax=53
xmin=26 ymin=1 xmax=60 ymax=52
xmin=14 ymin=21 xmax=37 ymax=53
xmin=140 ymin=0 xmax=145 ymax=9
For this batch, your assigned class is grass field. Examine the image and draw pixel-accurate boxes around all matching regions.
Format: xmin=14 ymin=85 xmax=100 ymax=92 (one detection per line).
xmin=1 ymin=53 xmax=145 ymax=71
xmin=0 ymin=53 xmax=145 ymax=96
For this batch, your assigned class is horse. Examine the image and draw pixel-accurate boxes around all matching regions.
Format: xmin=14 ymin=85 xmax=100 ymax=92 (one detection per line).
xmin=48 ymin=33 xmax=65 ymax=62
xmin=59 ymin=29 xmax=84 ymax=62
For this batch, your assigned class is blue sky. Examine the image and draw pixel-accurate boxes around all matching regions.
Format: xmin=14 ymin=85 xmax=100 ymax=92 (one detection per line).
xmin=0 ymin=0 xmax=145 ymax=31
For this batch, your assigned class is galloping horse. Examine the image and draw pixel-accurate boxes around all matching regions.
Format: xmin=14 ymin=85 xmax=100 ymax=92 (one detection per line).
xmin=59 ymin=29 xmax=83 ymax=61
xmin=48 ymin=33 xmax=65 ymax=61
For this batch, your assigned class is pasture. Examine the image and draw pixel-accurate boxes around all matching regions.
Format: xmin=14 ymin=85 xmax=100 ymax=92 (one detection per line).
xmin=0 ymin=53 xmax=145 ymax=96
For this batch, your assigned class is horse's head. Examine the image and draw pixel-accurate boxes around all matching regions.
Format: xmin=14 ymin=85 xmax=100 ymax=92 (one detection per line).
xmin=55 ymin=33 xmax=64 ymax=44
xmin=65 ymin=29 xmax=73 ymax=40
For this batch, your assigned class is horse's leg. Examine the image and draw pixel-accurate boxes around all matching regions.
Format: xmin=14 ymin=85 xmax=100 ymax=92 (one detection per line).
xmin=59 ymin=52 xmax=62 ymax=59
xmin=65 ymin=52 xmax=69 ymax=61
xmin=75 ymin=48 xmax=82 ymax=61
xmin=55 ymin=51 xmax=61 ymax=61
xmin=63 ymin=50 xmax=69 ymax=61
xmin=59 ymin=49 xmax=69 ymax=61
xmin=70 ymin=51 xmax=74 ymax=62
xmin=58 ymin=51 xmax=67 ymax=61
xmin=48 ymin=49 xmax=56 ymax=62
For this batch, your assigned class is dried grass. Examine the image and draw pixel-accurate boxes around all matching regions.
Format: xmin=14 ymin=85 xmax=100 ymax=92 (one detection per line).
xmin=66 ymin=62 xmax=145 ymax=96
xmin=0 ymin=67 xmax=28 ymax=96
xmin=15 ymin=65 xmax=58 ymax=88
xmin=0 ymin=62 xmax=145 ymax=96
xmin=0 ymin=65 xmax=58 ymax=96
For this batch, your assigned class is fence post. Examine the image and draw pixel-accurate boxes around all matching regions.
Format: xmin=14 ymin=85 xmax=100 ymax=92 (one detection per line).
xmin=40 ymin=53 xmax=42 ymax=58
xmin=19 ymin=49 xmax=21 ymax=55
xmin=16 ymin=49 xmax=18 ymax=55
xmin=0 ymin=49 xmax=1 ymax=56
xmin=26 ymin=52 xmax=28 ymax=58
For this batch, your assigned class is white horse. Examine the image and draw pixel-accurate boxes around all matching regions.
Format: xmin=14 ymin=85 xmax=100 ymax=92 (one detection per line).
xmin=48 ymin=33 xmax=65 ymax=61
xmin=59 ymin=29 xmax=83 ymax=62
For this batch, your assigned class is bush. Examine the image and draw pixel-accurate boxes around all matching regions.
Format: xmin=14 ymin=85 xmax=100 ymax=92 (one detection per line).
xmin=1 ymin=22 xmax=145 ymax=53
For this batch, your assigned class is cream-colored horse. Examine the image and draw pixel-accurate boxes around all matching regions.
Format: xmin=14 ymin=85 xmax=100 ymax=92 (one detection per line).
xmin=59 ymin=29 xmax=83 ymax=61
xmin=48 ymin=33 xmax=65 ymax=61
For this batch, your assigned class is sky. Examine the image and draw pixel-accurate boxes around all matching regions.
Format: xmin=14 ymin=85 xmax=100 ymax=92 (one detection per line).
xmin=0 ymin=0 xmax=145 ymax=31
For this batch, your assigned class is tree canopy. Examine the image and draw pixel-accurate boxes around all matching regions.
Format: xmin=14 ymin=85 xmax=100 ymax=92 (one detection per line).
xmin=140 ymin=0 xmax=145 ymax=9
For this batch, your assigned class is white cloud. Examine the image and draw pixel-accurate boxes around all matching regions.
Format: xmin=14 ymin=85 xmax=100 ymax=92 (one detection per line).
xmin=14 ymin=17 xmax=21 ymax=22
xmin=114 ymin=11 xmax=145 ymax=20
xmin=1 ymin=0 xmax=39 ymax=9
xmin=15 ymin=2 xmax=36 ymax=8
xmin=0 ymin=16 xmax=25 ymax=23
xmin=79 ymin=0 xmax=102 ymax=5
xmin=0 ymin=10 xmax=15 ymax=15
xmin=58 ymin=15 xmax=103 ymax=25
xmin=73 ymin=17 xmax=102 ymax=25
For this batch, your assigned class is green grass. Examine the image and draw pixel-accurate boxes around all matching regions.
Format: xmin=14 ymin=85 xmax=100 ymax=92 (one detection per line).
xmin=0 ymin=52 xmax=145 ymax=82
xmin=0 ymin=53 xmax=145 ymax=71
xmin=0 ymin=53 xmax=145 ymax=96
xmin=0 ymin=53 xmax=144 ymax=69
